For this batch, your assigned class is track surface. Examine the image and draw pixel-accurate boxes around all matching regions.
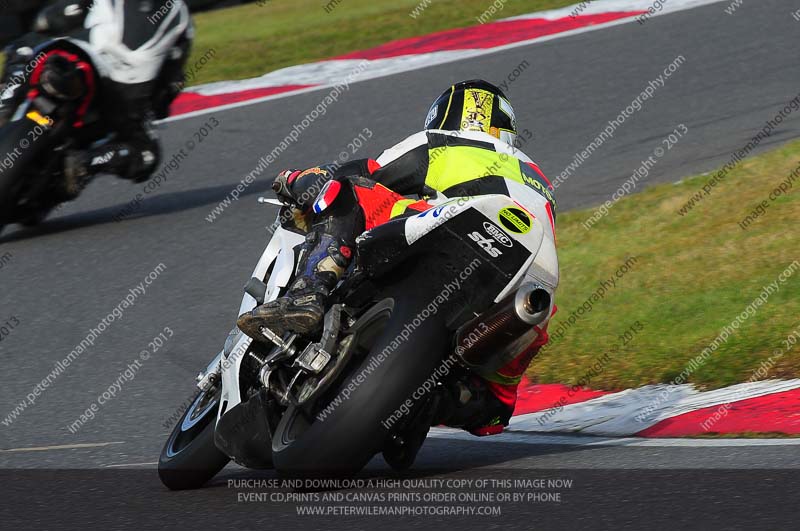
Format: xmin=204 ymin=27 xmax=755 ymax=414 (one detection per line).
xmin=1 ymin=1 xmax=799 ymax=527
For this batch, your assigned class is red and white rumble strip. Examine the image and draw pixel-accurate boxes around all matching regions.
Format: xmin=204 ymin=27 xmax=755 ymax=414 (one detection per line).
xmin=168 ymin=0 xmax=725 ymax=119
xmin=503 ymin=378 xmax=800 ymax=437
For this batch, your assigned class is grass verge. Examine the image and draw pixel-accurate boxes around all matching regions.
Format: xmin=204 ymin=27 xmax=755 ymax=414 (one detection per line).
xmin=529 ymin=140 xmax=800 ymax=390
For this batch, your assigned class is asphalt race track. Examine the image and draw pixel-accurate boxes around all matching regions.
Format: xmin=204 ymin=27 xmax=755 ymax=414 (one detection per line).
xmin=2 ymin=1 xmax=799 ymax=528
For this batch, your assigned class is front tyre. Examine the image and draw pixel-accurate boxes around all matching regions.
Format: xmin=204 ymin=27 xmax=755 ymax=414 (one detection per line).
xmin=20 ymin=207 xmax=54 ymax=227
xmin=0 ymin=118 xmax=60 ymax=227
xmin=158 ymin=384 xmax=230 ymax=490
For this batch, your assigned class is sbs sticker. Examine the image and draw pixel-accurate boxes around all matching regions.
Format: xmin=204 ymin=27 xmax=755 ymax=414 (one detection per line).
xmin=468 ymin=231 xmax=502 ymax=258
xmin=498 ymin=207 xmax=532 ymax=234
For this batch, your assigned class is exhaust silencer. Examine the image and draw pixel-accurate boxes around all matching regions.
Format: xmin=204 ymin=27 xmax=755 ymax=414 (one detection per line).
xmin=455 ymin=283 xmax=551 ymax=375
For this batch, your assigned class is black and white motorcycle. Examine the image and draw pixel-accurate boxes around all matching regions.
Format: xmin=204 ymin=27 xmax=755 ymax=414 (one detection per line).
xmin=158 ymin=192 xmax=558 ymax=490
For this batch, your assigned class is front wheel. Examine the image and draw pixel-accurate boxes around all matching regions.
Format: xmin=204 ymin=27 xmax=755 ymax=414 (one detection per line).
xmin=20 ymin=206 xmax=55 ymax=227
xmin=0 ymin=118 xmax=60 ymax=226
xmin=0 ymin=150 xmax=19 ymax=227
xmin=158 ymin=383 xmax=230 ymax=490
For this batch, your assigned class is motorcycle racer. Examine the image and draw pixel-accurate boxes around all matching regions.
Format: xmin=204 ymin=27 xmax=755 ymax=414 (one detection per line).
xmin=0 ymin=0 xmax=193 ymax=196
xmin=238 ymin=79 xmax=559 ymax=435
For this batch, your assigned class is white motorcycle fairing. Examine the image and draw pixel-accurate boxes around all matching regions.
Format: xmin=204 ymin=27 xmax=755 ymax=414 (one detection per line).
xmin=205 ymin=225 xmax=304 ymax=420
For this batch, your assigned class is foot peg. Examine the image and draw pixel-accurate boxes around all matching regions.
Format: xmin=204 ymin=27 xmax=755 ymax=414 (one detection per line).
xmin=258 ymin=326 xmax=291 ymax=350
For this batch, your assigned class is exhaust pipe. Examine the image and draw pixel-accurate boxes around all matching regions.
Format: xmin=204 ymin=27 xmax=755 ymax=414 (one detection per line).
xmin=455 ymin=283 xmax=551 ymax=375
xmin=512 ymin=284 xmax=552 ymax=325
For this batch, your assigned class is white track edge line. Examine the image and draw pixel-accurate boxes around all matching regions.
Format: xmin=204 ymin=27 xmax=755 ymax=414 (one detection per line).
xmin=427 ymin=428 xmax=800 ymax=447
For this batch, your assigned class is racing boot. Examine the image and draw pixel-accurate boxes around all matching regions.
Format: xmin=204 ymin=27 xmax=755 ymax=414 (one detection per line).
xmin=237 ymin=232 xmax=353 ymax=339
xmin=60 ymin=135 xmax=159 ymax=192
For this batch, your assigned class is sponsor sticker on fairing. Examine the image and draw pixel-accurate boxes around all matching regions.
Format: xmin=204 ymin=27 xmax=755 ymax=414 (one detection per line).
xmin=498 ymin=206 xmax=532 ymax=234
xmin=468 ymin=230 xmax=503 ymax=258
xmin=483 ymin=221 xmax=513 ymax=247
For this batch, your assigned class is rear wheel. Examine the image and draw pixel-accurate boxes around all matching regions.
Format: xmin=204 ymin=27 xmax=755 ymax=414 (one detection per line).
xmin=158 ymin=383 xmax=230 ymax=490
xmin=271 ymin=283 xmax=451 ymax=476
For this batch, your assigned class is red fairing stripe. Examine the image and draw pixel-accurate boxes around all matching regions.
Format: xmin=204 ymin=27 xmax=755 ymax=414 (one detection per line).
xmin=545 ymin=201 xmax=556 ymax=243
xmin=512 ymin=200 xmax=536 ymax=221
xmin=526 ymin=162 xmax=554 ymax=190
xmin=73 ymin=58 xmax=95 ymax=127
xmin=28 ymin=50 xmax=96 ymax=128
xmin=522 ymin=162 xmax=556 ymax=239
xmin=406 ymin=199 xmax=431 ymax=212
xmin=366 ymin=159 xmax=382 ymax=174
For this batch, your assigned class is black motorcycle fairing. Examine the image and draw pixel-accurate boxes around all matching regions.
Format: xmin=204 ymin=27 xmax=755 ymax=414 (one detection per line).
xmin=213 ymin=387 xmax=281 ymax=470
xmin=357 ymin=206 xmax=533 ymax=330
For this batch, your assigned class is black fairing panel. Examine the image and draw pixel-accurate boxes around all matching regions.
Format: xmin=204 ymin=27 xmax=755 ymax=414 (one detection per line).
xmin=356 ymin=208 xmax=532 ymax=330
xmin=214 ymin=388 xmax=281 ymax=469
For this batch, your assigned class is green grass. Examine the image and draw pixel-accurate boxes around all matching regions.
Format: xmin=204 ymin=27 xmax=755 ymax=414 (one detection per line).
xmin=187 ymin=0 xmax=577 ymax=85
xmin=529 ymin=140 xmax=800 ymax=390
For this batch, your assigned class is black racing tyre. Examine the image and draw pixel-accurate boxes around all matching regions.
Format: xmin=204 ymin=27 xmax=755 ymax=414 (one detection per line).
xmin=0 ymin=149 xmax=19 ymax=226
xmin=20 ymin=206 xmax=53 ymax=227
xmin=271 ymin=282 xmax=451 ymax=477
xmin=158 ymin=384 xmax=230 ymax=490
xmin=0 ymin=119 xmax=55 ymax=226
